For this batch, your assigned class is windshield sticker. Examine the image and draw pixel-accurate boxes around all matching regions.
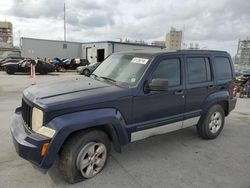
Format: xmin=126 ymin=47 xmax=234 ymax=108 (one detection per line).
xmin=131 ymin=57 xmax=149 ymax=64
xmin=131 ymin=78 xmax=137 ymax=83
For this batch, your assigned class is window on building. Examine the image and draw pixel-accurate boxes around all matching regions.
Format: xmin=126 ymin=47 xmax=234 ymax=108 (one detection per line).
xmin=63 ymin=43 xmax=67 ymax=49
xmin=187 ymin=57 xmax=211 ymax=84
xmin=152 ymin=58 xmax=181 ymax=87
xmin=214 ymin=57 xmax=232 ymax=80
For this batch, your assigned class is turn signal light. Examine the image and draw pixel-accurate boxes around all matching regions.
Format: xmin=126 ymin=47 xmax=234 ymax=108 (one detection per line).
xmin=41 ymin=143 xmax=49 ymax=157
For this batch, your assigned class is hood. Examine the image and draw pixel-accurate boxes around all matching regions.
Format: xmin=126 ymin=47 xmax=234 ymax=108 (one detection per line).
xmin=23 ymin=76 xmax=131 ymax=111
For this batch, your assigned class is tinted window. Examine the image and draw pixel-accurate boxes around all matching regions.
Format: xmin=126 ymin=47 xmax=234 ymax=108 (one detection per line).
xmin=214 ymin=57 xmax=232 ymax=80
xmin=187 ymin=57 xmax=211 ymax=84
xmin=152 ymin=59 xmax=180 ymax=87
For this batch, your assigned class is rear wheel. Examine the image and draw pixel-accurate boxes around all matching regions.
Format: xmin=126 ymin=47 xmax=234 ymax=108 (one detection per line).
xmin=59 ymin=129 xmax=110 ymax=184
xmin=6 ymin=67 xmax=15 ymax=75
xmin=197 ymin=104 xmax=225 ymax=139
xmin=39 ymin=70 xmax=48 ymax=75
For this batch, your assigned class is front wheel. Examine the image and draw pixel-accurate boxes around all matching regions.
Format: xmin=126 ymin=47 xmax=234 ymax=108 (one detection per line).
xmin=197 ymin=104 xmax=225 ymax=139
xmin=59 ymin=129 xmax=110 ymax=184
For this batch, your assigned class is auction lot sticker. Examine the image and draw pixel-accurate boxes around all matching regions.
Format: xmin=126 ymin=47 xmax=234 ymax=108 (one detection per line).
xmin=131 ymin=57 xmax=149 ymax=64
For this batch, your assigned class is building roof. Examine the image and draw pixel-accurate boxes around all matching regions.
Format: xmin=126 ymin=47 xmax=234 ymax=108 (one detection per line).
xmin=20 ymin=37 xmax=164 ymax=48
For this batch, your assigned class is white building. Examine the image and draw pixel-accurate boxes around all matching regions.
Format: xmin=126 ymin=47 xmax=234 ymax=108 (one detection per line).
xmin=20 ymin=38 xmax=164 ymax=63
xmin=82 ymin=41 xmax=164 ymax=64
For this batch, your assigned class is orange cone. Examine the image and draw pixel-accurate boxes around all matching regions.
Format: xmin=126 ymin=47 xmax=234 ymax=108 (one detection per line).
xmin=31 ymin=64 xmax=36 ymax=85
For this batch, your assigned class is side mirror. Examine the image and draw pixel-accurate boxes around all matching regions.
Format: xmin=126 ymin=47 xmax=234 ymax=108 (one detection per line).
xmin=148 ymin=78 xmax=168 ymax=91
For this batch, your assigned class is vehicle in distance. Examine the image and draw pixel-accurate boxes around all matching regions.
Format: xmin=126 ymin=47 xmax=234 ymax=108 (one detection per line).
xmin=0 ymin=57 xmax=23 ymax=70
xmin=76 ymin=62 xmax=101 ymax=76
xmin=10 ymin=50 xmax=237 ymax=183
xmin=3 ymin=59 xmax=55 ymax=75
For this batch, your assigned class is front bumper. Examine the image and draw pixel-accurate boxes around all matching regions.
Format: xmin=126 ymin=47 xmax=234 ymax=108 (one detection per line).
xmin=10 ymin=110 xmax=51 ymax=166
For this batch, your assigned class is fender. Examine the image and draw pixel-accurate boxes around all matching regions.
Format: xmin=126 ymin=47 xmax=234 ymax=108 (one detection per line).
xmin=39 ymin=108 xmax=129 ymax=169
xmin=201 ymin=90 xmax=229 ymax=116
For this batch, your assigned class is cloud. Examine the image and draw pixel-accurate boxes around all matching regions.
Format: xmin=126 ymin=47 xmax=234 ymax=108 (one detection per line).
xmin=1 ymin=0 xmax=250 ymax=55
xmin=7 ymin=0 xmax=64 ymax=18
xmin=79 ymin=13 xmax=114 ymax=27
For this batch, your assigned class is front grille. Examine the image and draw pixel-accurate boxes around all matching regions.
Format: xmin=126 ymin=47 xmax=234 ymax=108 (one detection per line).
xmin=22 ymin=99 xmax=33 ymax=129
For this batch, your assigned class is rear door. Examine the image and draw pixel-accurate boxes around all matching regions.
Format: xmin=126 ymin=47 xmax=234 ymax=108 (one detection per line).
xmin=183 ymin=55 xmax=216 ymax=127
xmin=213 ymin=56 xmax=234 ymax=97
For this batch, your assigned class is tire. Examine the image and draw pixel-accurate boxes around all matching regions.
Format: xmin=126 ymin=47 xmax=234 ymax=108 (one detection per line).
xmin=197 ymin=104 xmax=225 ymax=139
xmin=39 ymin=70 xmax=48 ymax=75
xmin=57 ymin=66 xmax=66 ymax=72
xmin=83 ymin=69 xmax=90 ymax=76
xmin=6 ymin=68 xmax=15 ymax=75
xmin=59 ymin=129 xmax=110 ymax=184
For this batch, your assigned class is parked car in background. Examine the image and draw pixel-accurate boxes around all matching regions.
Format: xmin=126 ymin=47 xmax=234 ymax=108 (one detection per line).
xmin=76 ymin=62 xmax=101 ymax=76
xmin=242 ymin=71 xmax=250 ymax=79
xmin=73 ymin=58 xmax=89 ymax=68
xmin=0 ymin=57 xmax=23 ymax=70
xmin=10 ymin=50 xmax=236 ymax=183
xmin=3 ymin=59 xmax=55 ymax=75
xmin=64 ymin=58 xmax=89 ymax=70
xmin=50 ymin=58 xmax=89 ymax=72
xmin=50 ymin=58 xmax=66 ymax=72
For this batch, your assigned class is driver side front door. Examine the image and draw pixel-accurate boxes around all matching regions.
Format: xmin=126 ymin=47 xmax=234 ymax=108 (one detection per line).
xmin=131 ymin=56 xmax=185 ymax=141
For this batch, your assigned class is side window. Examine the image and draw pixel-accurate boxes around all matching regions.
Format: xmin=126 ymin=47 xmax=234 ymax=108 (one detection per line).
xmin=187 ymin=57 xmax=211 ymax=84
xmin=152 ymin=58 xmax=181 ymax=87
xmin=214 ymin=57 xmax=232 ymax=80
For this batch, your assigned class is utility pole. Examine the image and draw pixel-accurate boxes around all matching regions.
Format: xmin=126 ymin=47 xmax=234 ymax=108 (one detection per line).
xmin=64 ymin=2 xmax=66 ymax=41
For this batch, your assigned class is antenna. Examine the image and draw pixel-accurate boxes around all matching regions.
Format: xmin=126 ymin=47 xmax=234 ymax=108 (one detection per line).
xmin=64 ymin=2 xmax=66 ymax=41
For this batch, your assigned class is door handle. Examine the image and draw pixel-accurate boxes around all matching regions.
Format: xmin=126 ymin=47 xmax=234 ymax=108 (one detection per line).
xmin=174 ymin=90 xmax=184 ymax=95
xmin=207 ymin=85 xmax=214 ymax=89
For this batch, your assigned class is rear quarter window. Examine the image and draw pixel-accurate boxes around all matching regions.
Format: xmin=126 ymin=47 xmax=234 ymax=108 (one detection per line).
xmin=214 ymin=57 xmax=232 ymax=80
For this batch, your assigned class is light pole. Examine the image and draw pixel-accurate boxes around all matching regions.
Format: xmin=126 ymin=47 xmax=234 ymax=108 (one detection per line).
xmin=64 ymin=2 xmax=66 ymax=42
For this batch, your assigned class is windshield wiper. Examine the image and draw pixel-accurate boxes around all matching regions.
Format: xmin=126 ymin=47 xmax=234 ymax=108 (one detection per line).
xmin=90 ymin=73 xmax=101 ymax=80
xmin=91 ymin=73 xmax=98 ymax=78
xmin=93 ymin=75 xmax=128 ymax=88
xmin=100 ymin=76 xmax=117 ymax=83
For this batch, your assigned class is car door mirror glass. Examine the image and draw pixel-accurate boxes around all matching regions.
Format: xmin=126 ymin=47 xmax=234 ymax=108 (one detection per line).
xmin=148 ymin=79 xmax=168 ymax=91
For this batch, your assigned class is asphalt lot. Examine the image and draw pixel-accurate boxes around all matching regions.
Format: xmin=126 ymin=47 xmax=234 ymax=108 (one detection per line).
xmin=0 ymin=71 xmax=250 ymax=188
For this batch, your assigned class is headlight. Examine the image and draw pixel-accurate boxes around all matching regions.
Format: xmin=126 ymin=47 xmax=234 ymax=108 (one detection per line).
xmin=32 ymin=107 xmax=55 ymax=138
xmin=32 ymin=107 xmax=43 ymax=132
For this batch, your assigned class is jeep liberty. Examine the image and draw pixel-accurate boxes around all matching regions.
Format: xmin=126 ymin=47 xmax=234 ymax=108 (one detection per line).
xmin=10 ymin=50 xmax=237 ymax=183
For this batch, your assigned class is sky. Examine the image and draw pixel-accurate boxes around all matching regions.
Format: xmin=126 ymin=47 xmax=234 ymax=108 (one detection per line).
xmin=0 ymin=0 xmax=249 ymax=56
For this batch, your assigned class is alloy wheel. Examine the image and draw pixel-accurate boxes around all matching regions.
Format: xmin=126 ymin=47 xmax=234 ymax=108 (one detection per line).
xmin=76 ymin=142 xmax=107 ymax=178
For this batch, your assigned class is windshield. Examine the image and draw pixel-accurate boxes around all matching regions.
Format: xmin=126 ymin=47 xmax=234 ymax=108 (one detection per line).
xmin=93 ymin=54 xmax=151 ymax=87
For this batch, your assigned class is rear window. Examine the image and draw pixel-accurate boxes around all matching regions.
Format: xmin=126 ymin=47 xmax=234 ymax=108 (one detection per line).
xmin=214 ymin=57 xmax=232 ymax=80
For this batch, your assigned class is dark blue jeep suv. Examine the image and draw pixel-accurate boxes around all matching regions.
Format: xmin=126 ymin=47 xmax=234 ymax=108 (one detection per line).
xmin=10 ymin=50 xmax=237 ymax=183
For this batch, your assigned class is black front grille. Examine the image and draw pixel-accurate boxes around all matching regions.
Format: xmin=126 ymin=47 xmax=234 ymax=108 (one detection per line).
xmin=22 ymin=99 xmax=32 ymax=129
